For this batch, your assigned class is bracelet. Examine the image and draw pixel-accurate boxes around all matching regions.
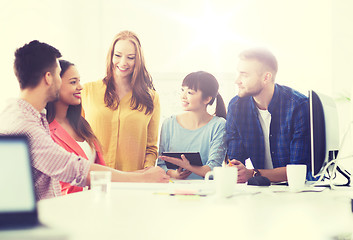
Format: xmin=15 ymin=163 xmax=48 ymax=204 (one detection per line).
xmin=253 ymin=169 xmax=261 ymax=177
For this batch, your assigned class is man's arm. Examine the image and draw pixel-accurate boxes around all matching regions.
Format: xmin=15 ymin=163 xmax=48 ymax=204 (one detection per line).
xmin=290 ymin=100 xmax=311 ymax=165
xmin=226 ymin=99 xmax=248 ymax=163
xmin=229 ymin=160 xmax=287 ymax=183
xmin=30 ymin=124 xmax=169 ymax=185
xmin=88 ymin=164 xmax=170 ymax=184
xmin=229 ymin=100 xmax=310 ymax=183
xmin=254 ymin=167 xmax=287 ymax=182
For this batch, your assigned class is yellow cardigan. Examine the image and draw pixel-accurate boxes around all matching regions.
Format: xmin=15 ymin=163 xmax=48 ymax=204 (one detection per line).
xmin=81 ymin=80 xmax=160 ymax=171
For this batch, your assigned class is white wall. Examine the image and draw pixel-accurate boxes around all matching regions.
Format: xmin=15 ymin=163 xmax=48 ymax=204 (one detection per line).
xmin=1 ymin=0 xmax=352 ymax=170
xmin=0 ymin=0 xmax=334 ymax=103
xmin=331 ymin=0 xmax=353 ymax=172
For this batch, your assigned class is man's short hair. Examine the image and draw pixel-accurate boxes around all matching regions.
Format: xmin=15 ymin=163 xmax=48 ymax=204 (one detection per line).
xmin=239 ymin=48 xmax=278 ymax=80
xmin=14 ymin=40 xmax=62 ymax=89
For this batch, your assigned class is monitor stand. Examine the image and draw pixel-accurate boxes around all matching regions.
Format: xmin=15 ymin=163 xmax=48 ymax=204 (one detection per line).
xmin=333 ymin=165 xmax=351 ymax=186
xmin=311 ymin=165 xmax=351 ymax=188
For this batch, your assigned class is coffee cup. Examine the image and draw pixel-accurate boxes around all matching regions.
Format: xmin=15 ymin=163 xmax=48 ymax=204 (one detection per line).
xmin=205 ymin=167 xmax=237 ymax=198
xmin=286 ymin=164 xmax=307 ymax=190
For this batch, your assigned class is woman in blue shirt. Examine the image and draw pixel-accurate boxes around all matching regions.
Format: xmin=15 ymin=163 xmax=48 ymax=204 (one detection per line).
xmin=158 ymin=71 xmax=227 ymax=179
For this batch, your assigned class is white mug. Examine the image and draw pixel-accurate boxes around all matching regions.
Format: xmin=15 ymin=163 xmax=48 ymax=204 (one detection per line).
xmin=286 ymin=164 xmax=307 ymax=190
xmin=205 ymin=167 xmax=237 ymax=198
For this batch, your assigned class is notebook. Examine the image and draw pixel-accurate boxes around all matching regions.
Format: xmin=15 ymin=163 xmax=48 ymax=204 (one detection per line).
xmin=0 ymin=135 xmax=67 ymax=239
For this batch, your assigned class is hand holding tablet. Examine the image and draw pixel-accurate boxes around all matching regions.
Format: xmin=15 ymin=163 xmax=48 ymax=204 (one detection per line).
xmin=159 ymin=152 xmax=203 ymax=170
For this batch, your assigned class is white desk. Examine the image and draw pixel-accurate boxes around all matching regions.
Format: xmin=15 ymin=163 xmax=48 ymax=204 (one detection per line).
xmin=38 ymin=181 xmax=353 ymax=240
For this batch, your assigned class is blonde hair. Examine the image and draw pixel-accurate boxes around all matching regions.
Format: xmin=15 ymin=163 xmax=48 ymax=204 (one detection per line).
xmin=239 ymin=48 xmax=278 ymax=81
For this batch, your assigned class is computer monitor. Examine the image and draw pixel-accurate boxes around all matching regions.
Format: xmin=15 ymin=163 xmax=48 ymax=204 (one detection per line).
xmin=309 ymin=90 xmax=340 ymax=178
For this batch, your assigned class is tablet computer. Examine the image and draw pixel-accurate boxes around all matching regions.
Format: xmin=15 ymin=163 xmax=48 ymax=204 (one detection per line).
xmin=161 ymin=152 xmax=203 ymax=169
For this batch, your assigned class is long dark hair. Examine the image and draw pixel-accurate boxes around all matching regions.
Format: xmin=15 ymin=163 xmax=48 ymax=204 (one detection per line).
xmin=103 ymin=30 xmax=155 ymax=115
xmin=46 ymin=60 xmax=101 ymax=150
xmin=182 ymin=71 xmax=226 ymax=119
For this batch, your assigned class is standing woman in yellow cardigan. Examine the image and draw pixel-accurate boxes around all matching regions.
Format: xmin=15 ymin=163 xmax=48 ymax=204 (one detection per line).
xmin=81 ymin=31 xmax=160 ymax=171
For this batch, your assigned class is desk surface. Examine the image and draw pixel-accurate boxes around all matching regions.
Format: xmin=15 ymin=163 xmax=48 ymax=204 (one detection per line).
xmin=38 ymin=181 xmax=353 ymax=240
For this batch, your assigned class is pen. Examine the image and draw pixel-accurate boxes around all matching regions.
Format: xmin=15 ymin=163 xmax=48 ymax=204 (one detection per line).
xmin=153 ymin=192 xmax=206 ymax=197
xmin=170 ymin=193 xmax=207 ymax=197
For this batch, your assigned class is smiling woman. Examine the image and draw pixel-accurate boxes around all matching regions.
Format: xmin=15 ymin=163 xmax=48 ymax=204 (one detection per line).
xmin=112 ymin=40 xmax=136 ymax=80
xmin=45 ymin=60 xmax=106 ymax=195
xmin=81 ymin=31 xmax=161 ymax=172
xmin=157 ymin=71 xmax=227 ymax=180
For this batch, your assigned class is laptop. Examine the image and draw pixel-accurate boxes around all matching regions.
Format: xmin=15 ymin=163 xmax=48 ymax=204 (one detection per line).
xmin=0 ymin=135 xmax=68 ymax=239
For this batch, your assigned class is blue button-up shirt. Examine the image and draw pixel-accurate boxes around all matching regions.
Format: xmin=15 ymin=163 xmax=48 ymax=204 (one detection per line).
xmin=226 ymin=84 xmax=310 ymax=169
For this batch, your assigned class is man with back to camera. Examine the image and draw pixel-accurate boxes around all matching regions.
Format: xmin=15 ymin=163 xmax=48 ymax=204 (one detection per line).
xmin=0 ymin=40 xmax=169 ymax=200
xmin=226 ymin=48 xmax=310 ymax=183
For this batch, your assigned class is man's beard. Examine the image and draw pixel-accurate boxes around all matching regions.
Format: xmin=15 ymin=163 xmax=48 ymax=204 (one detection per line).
xmin=47 ymin=86 xmax=60 ymax=103
xmin=238 ymin=86 xmax=262 ymax=98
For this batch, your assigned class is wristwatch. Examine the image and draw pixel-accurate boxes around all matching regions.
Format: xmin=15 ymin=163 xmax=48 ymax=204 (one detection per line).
xmin=253 ymin=169 xmax=261 ymax=177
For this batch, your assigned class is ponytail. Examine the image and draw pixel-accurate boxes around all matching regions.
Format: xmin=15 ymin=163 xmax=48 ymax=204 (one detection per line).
xmin=214 ymin=93 xmax=226 ymax=119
